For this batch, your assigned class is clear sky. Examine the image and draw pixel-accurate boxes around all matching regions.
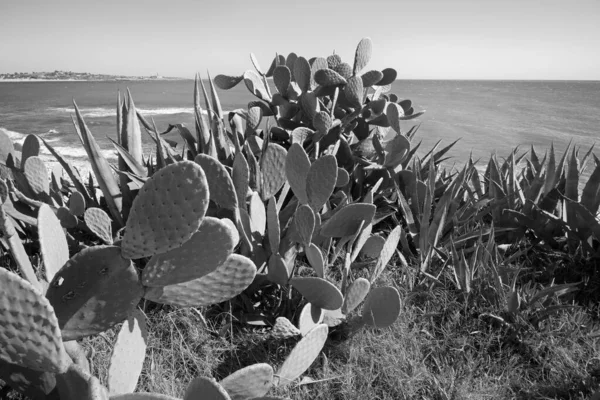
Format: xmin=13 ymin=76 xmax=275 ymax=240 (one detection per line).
xmin=1 ymin=0 xmax=599 ymax=80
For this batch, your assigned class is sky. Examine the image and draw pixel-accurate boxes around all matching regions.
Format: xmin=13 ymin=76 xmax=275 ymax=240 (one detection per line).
xmin=1 ymin=0 xmax=599 ymax=80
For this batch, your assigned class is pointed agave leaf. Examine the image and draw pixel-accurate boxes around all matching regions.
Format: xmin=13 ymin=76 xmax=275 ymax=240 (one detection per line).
xmin=142 ymin=217 xmax=235 ymax=287
xmin=581 ymin=155 xmax=600 ymax=214
xmin=185 ymin=377 xmax=231 ymax=400
xmin=220 ymin=363 xmax=273 ymax=400
xmin=353 ymin=37 xmax=372 ymax=75
xmin=342 ymin=278 xmax=371 ymax=314
xmin=72 ymin=102 xmax=124 ymax=226
xmin=320 ymin=203 xmax=376 ymax=237
xmin=314 ymin=69 xmax=347 ymax=87
xmin=362 ymin=286 xmax=401 ymax=328
xmin=207 ymin=70 xmax=225 ymax=119
xmin=261 ymin=143 xmax=287 ymax=200
xmin=38 ymin=204 xmax=69 ymax=283
xmin=276 ymin=324 xmax=328 ymax=387
xmin=306 ymin=155 xmax=338 ymax=211
xmin=344 ymin=76 xmax=364 ymax=108
xmin=267 ymin=198 xmax=280 ymax=253
xmin=305 ymin=244 xmax=325 ymax=278
xmin=194 ymin=74 xmax=213 ymax=156
xmin=108 ymin=309 xmax=148 ymax=395
xmin=298 ymin=303 xmax=324 ymax=336
xmin=46 ymin=246 xmax=143 ymax=341
xmin=123 ymin=89 xmax=143 ymax=165
xmin=285 ymin=143 xmax=311 ymax=204
xmin=144 ymin=254 xmax=257 ymax=307
xmin=294 ymin=56 xmax=312 ymax=93
xmin=195 ymin=154 xmax=238 ymax=210
xmin=0 ymin=268 xmax=70 ymax=373
xmin=377 ymin=68 xmax=397 ymax=86
xmin=290 ymin=277 xmax=343 ymax=310
xmin=214 ymin=74 xmax=244 ymax=90
xmin=84 ymin=207 xmax=113 ymax=244
xmin=108 ymin=137 xmax=147 ymax=178
xmin=121 ymin=161 xmax=209 ymax=260
xmin=370 ymin=226 xmax=402 ymax=283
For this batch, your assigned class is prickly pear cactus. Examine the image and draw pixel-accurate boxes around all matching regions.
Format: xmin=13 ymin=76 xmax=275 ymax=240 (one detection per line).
xmin=220 ymin=363 xmax=274 ymax=400
xmin=38 ymin=204 xmax=70 ymax=282
xmin=276 ymin=324 xmax=328 ymax=387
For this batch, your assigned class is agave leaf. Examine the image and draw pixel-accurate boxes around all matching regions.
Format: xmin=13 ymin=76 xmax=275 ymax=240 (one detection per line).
xmin=233 ymin=152 xmax=250 ymax=211
xmin=194 ymin=74 xmax=214 ymax=156
xmin=581 ymin=155 xmax=600 ymax=214
xmin=71 ymin=103 xmax=123 ymax=226
xmin=107 ymin=137 xmax=147 ymax=178
xmin=123 ymin=89 xmax=143 ymax=165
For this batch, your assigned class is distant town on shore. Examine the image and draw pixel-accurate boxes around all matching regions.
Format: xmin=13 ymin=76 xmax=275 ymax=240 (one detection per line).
xmin=0 ymin=70 xmax=186 ymax=81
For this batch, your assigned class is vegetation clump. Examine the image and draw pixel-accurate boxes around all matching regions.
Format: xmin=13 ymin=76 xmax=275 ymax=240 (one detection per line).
xmin=0 ymin=37 xmax=599 ymax=399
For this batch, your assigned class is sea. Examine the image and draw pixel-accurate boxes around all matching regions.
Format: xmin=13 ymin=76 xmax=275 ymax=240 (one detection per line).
xmin=1 ymin=80 xmax=599 ymax=179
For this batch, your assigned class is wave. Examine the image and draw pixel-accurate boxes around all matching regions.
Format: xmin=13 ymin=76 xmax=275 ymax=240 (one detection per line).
xmin=0 ymin=126 xmax=27 ymax=142
xmin=47 ymin=106 xmax=196 ymax=118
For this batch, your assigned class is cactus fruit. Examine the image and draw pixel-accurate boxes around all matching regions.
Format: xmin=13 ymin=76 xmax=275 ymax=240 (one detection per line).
xmin=108 ymin=309 xmax=148 ymax=395
xmin=46 ymin=246 xmax=143 ymax=341
xmin=306 ymin=155 xmax=338 ymax=211
xmin=276 ymin=324 xmax=328 ymax=387
xmin=84 ymin=207 xmax=113 ymax=244
xmin=361 ymin=286 xmax=401 ymax=328
xmin=320 ymin=203 xmax=376 ymax=237
xmin=271 ymin=317 xmax=301 ymax=340
xmin=342 ymin=278 xmax=371 ymax=314
xmin=290 ymin=277 xmax=343 ymax=310
xmin=38 ymin=204 xmax=70 ymax=282
xmin=220 ymin=363 xmax=274 ymax=400
xmin=261 ymin=144 xmax=287 ymax=201
xmin=144 ymin=254 xmax=257 ymax=307
xmin=285 ymin=144 xmax=311 ymax=205
xmin=142 ymin=217 xmax=235 ymax=287
xmin=194 ymin=154 xmax=238 ymax=211
xmin=121 ymin=161 xmax=209 ymax=260
xmin=0 ymin=268 xmax=70 ymax=373
xmin=298 ymin=303 xmax=324 ymax=336
xmin=185 ymin=376 xmax=231 ymax=400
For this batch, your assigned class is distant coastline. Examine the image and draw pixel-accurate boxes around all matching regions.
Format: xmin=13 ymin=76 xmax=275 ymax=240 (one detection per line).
xmin=0 ymin=70 xmax=186 ymax=82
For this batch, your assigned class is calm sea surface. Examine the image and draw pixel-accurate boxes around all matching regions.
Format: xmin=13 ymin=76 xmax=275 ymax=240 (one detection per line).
xmin=1 ymin=80 xmax=599 ymax=176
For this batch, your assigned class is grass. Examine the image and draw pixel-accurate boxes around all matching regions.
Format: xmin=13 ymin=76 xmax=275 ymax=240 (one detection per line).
xmin=47 ymin=252 xmax=599 ymax=400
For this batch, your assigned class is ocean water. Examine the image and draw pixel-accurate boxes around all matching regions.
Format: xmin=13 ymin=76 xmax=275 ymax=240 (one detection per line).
xmin=1 ymin=80 xmax=599 ymax=178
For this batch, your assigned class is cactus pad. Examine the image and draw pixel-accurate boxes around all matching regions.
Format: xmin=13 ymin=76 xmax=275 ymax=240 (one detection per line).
xmin=0 ymin=128 xmax=15 ymax=164
xmin=214 ymin=74 xmax=244 ymax=90
xmin=361 ymin=70 xmax=384 ymax=88
xmin=220 ymin=365 xmax=274 ymax=400
xmin=353 ymin=37 xmax=372 ymax=75
xmin=185 ymin=376 xmax=231 ymax=400
xmin=84 ymin=207 xmax=113 ymax=244
xmin=294 ymin=204 xmax=315 ymax=246
xmin=57 ymin=207 xmax=78 ymax=229
xmin=370 ymin=226 xmax=402 ymax=283
xmin=249 ymin=192 xmax=266 ymax=236
xmin=0 ymin=268 xmax=70 ymax=373
xmin=195 ymin=154 xmax=238 ymax=211
xmin=305 ymin=244 xmax=324 ymax=278
xmin=293 ymin=57 xmax=311 ymax=93
xmin=21 ymin=134 xmax=41 ymax=167
xmin=344 ymin=76 xmax=364 ymax=108
xmin=335 ymin=168 xmax=349 ymax=187
xmin=266 ymin=198 xmax=280 ymax=254
xmin=285 ymin=143 xmax=311 ymax=205
xmin=233 ymin=152 xmax=250 ymax=210
xmin=267 ymin=254 xmax=289 ymax=286
xmin=320 ymin=203 xmax=376 ymax=237
xmin=221 ymin=218 xmax=240 ymax=247
xmin=261 ymin=143 xmax=287 ymax=201
xmin=342 ymin=278 xmax=371 ymax=314
xmin=121 ymin=161 xmax=209 ymax=260
xmin=272 ymin=317 xmax=301 ymax=339
xmin=298 ymin=303 xmax=324 ymax=336
xmin=24 ymin=156 xmax=50 ymax=196
xmin=314 ymin=69 xmax=347 ymax=87
xmin=377 ymin=68 xmax=397 ymax=86
xmin=68 ymin=191 xmax=86 ymax=216
xmin=306 ymin=155 xmax=338 ymax=211
xmin=290 ymin=277 xmax=343 ymax=310
xmin=46 ymin=245 xmax=143 ymax=341
xmin=0 ymin=360 xmax=57 ymax=399
xmin=38 ymin=204 xmax=70 ymax=283
xmin=142 ymin=217 xmax=235 ymax=287
xmin=0 ymin=179 xmax=7 ymax=204
xmin=273 ymin=66 xmax=291 ymax=96
xmin=362 ymin=286 xmax=401 ymax=328
xmin=144 ymin=254 xmax=256 ymax=307
xmin=111 ymin=395 xmax=179 ymax=400
xmin=108 ymin=309 xmax=148 ymax=395
xmin=360 ymin=234 xmax=386 ymax=259
xmin=276 ymin=324 xmax=328 ymax=387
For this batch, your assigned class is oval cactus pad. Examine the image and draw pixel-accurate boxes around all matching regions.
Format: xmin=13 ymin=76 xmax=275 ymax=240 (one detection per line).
xmin=261 ymin=143 xmax=287 ymax=201
xmin=294 ymin=204 xmax=315 ymax=246
xmin=290 ymin=277 xmax=343 ymax=310
xmin=46 ymin=246 xmax=144 ymax=341
xmin=276 ymin=324 xmax=328 ymax=387
xmin=285 ymin=143 xmax=311 ymax=205
xmin=38 ymin=204 xmax=70 ymax=283
xmin=185 ymin=377 xmax=231 ymax=400
xmin=362 ymin=286 xmax=401 ymax=329
xmin=121 ymin=161 xmax=209 ymax=260
xmin=342 ymin=278 xmax=371 ymax=314
xmin=320 ymin=203 xmax=376 ymax=238
xmin=298 ymin=303 xmax=324 ymax=336
xmin=142 ymin=217 xmax=235 ymax=287
xmin=0 ymin=268 xmax=70 ymax=374
xmin=220 ymin=363 xmax=274 ymax=400
xmin=111 ymin=395 xmax=180 ymax=400
xmin=194 ymin=154 xmax=238 ymax=211
xmin=84 ymin=207 xmax=113 ymax=244
xmin=24 ymin=156 xmax=49 ymax=196
xmin=144 ymin=254 xmax=257 ymax=307
xmin=306 ymin=155 xmax=338 ymax=211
